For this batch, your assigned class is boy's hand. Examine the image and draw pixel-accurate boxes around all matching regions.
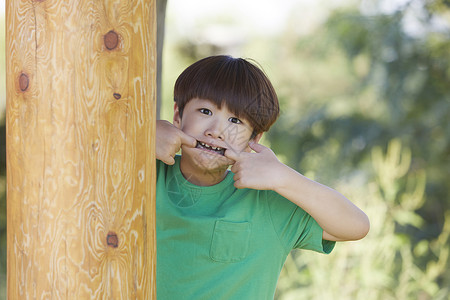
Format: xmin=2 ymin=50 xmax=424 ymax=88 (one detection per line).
xmin=156 ymin=120 xmax=197 ymax=165
xmin=225 ymin=141 xmax=286 ymax=190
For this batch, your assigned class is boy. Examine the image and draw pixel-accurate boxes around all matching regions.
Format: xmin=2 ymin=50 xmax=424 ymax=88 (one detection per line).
xmin=155 ymin=55 xmax=369 ymax=299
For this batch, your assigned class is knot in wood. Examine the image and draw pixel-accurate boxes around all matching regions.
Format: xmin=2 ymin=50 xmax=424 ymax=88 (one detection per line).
xmin=113 ymin=93 xmax=121 ymax=100
xmin=19 ymin=73 xmax=29 ymax=92
xmin=107 ymin=231 xmax=119 ymax=248
xmin=104 ymin=30 xmax=119 ymax=50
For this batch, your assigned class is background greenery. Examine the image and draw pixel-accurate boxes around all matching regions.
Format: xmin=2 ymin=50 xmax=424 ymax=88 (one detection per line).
xmin=1 ymin=0 xmax=449 ymax=299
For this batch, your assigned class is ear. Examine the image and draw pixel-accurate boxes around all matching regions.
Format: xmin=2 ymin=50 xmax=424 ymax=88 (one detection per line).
xmin=173 ymin=103 xmax=181 ymax=128
xmin=244 ymin=132 xmax=263 ymax=153
xmin=251 ymin=132 xmax=263 ymax=144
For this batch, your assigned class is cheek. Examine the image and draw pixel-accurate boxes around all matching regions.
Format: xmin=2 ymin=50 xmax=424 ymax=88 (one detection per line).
xmin=179 ymin=118 xmax=196 ymax=133
xmin=227 ymin=132 xmax=252 ymax=151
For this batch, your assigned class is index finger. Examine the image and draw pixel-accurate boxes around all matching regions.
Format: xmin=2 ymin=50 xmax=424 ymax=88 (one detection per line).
xmin=224 ymin=148 xmax=240 ymax=162
xmin=179 ymin=131 xmax=197 ymax=148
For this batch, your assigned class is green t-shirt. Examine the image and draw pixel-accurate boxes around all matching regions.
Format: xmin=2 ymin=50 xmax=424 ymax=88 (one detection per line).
xmin=156 ymin=156 xmax=335 ymax=299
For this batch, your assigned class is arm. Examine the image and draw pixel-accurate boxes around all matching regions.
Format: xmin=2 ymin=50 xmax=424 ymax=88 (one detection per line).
xmin=156 ymin=120 xmax=197 ymax=165
xmin=225 ymin=141 xmax=370 ymax=242
xmin=273 ymin=165 xmax=369 ymax=241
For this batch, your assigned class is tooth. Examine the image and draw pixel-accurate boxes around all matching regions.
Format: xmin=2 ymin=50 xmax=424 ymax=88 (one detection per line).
xmin=198 ymin=141 xmax=224 ymax=151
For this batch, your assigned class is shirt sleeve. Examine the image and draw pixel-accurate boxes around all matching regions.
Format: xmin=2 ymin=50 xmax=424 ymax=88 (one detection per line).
xmin=265 ymin=190 xmax=335 ymax=254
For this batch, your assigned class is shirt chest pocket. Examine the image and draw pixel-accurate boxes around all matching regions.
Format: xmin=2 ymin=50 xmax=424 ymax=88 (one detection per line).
xmin=210 ymin=220 xmax=251 ymax=263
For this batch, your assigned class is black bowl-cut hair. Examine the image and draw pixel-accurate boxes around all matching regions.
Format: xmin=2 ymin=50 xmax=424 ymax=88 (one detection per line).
xmin=174 ymin=55 xmax=279 ymax=137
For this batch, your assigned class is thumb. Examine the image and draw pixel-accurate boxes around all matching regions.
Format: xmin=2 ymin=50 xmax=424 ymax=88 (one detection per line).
xmin=163 ymin=156 xmax=175 ymax=165
xmin=248 ymin=141 xmax=267 ymax=153
xmin=179 ymin=131 xmax=197 ymax=148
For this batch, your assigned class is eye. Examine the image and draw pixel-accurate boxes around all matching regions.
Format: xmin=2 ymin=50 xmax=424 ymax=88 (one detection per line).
xmin=199 ymin=108 xmax=212 ymax=115
xmin=228 ymin=117 xmax=242 ymax=124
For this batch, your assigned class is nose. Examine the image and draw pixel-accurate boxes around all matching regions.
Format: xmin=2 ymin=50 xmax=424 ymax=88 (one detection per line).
xmin=204 ymin=120 xmax=226 ymax=140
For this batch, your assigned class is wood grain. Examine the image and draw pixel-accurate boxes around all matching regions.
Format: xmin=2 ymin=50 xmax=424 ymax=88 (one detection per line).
xmin=6 ymin=0 xmax=156 ymax=298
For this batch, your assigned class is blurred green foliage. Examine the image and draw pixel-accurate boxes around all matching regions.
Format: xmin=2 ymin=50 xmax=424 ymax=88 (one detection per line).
xmin=1 ymin=0 xmax=449 ymax=299
xmin=268 ymin=2 xmax=449 ymax=298
xmin=272 ymin=2 xmax=450 ymax=298
xmin=275 ymin=139 xmax=449 ymax=299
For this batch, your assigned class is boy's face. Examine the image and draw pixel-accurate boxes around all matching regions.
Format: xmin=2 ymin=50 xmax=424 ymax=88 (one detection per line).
xmin=174 ymin=98 xmax=261 ymax=176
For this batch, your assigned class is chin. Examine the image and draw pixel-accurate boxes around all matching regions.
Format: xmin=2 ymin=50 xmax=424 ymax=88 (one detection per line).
xmin=186 ymin=148 xmax=232 ymax=172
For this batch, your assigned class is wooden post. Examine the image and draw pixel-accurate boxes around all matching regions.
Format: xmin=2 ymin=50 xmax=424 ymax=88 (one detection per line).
xmin=6 ymin=0 xmax=156 ymax=298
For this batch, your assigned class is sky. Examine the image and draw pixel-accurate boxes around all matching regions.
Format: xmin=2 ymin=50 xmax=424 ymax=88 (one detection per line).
xmin=166 ymin=0 xmax=351 ymax=38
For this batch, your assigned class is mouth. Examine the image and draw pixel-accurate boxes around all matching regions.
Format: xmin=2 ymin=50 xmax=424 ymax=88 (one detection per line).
xmin=196 ymin=141 xmax=226 ymax=156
